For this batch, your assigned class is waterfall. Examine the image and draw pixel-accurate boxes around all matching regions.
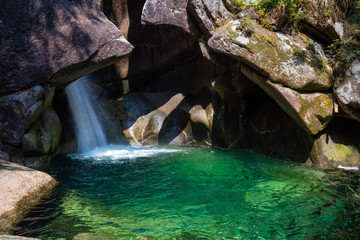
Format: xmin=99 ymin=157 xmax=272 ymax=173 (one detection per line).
xmin=65 ymin=75 xmax=107 ymax=153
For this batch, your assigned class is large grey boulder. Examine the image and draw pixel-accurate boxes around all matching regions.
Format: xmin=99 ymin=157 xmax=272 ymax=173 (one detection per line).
xmin=310 ymin=119 xmax=360 ymax=169
xmin=0 ymin=160 xmax=57 ymax=232
xmin=121 ymin=91 xmax=213 ymax=146
xmin=141 ymin=0 xmax=196 ymax=34
xmin=0 ymin=86 xmax=45 ymax=146
xmin=335 ymin=60 xmax=360 ymax=122
xmin=241 ymin=64 xmax=334 ymax=135
xmin=300 ymin=0 xmax=345 ymax=42
xmin=22 ymin=107 xmax=62 ymax=155
xmin=0 ymin=0 xmax=133 ymax=96
xmin=208 ymin=20 xmax=333 ymax=91
xmin=188 ymin=0 xmax=232 ymax=38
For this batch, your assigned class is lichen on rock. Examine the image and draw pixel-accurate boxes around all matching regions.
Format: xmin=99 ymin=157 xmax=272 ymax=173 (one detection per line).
xmin=208 ymin=20 xmax=333 ymax=91
xmin=241 ymin=64 xmax=334 ymax=135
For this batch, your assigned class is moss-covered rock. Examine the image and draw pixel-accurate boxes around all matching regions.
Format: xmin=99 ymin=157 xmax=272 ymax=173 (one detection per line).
xmin=22 ymin=107 xmax=62 ymax=155
xmin=241 ymin=64 xmax=334 ymax=135
xmin=310 ymin=118 xmax=360 ymax=168
xmin=208 ymin=20 xmax=333 ymax=91
xmin=247 ymin=99 xmax=314 ymax=162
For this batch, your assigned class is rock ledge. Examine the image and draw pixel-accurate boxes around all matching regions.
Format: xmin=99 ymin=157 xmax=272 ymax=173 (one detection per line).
xmin=0 ymin=160 xmax=57 ymax=232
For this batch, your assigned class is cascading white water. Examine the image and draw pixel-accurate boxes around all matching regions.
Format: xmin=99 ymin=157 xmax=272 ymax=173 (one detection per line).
xmin=65 ymin=75 xmax=107 ymax=153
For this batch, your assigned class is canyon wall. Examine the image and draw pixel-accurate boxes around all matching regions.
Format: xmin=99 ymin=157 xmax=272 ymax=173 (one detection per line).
xmin=1 ymin=0 xmax=360 ymax=169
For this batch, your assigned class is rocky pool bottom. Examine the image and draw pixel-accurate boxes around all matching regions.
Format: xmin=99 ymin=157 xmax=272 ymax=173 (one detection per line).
xmin=14 ymin=146 xmax=360 ymax=239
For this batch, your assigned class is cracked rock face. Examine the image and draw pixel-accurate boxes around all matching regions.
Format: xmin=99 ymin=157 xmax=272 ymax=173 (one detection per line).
xmin=0 ymin=0 xmax=133 ymax=97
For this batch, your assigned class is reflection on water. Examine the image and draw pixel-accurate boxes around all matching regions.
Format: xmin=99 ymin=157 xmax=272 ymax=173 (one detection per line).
xmin=14 ymin=146 xmax=360 ymax=240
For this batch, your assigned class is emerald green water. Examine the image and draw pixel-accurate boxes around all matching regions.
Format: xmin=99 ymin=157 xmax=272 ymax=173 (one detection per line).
xmin=15 ymin=146 xmax=360 ymax=239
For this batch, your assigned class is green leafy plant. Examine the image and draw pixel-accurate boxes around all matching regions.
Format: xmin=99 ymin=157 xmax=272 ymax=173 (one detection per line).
xmin=327 ymin=38 xmax=360 ymax=64
xmin=229 ymin=0 xmax=251 ymax=13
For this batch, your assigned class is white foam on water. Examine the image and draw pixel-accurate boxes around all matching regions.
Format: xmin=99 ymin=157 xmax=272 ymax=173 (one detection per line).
xmin=69 ymin=145 xmax=184 ymax=161
xmin=338 ymin=165 xmax=359 ymax=171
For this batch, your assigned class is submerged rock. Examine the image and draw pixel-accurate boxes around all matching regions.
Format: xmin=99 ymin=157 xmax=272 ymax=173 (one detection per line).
xmin=0 ymin=160 xmax=57 ymax=232
xmin=73 ymin=233 xmax=114 ymax=240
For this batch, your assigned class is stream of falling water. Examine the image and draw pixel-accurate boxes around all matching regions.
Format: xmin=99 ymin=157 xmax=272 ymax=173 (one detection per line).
xmin=65 ymin=75 xmax=107 ymax=153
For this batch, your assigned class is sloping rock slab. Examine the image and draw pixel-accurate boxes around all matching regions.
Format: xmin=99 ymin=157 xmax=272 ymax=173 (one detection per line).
xmin=0 ymin=0 xmax=133 ymax=96
xmin=0 ymin=160 xmax=57 ymax=232
xmin=241 ymin=64 xmax=333 ymax=135
xmin=208 ymin=20 xmax=333 ymax=91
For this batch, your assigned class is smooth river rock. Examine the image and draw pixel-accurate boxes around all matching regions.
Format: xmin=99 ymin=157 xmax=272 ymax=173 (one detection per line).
xmin=0 ymin=160 xmax=57 ymax=232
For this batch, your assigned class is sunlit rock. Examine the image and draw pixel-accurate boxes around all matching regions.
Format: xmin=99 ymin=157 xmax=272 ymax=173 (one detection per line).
xmin=0 ymin=160 xmax=57 ymax=232
xmin=188 ymin=0 xmax=232 ymax=38
xmin=310 ymin=118 xmax=360 ymax=168
xmin=241 ymin=64 xmax=334 ymax=135
xmin=335 ymin=59 xmax=360 ymax=122
xmin=209 ymin=20 xmax=333 ymax=91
